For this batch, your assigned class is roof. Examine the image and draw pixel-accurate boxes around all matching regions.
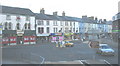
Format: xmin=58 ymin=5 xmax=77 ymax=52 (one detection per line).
xmin=59 ymin=16 xmax=82 ymax=22
xmin=1 ymin=5 xmax=34 ymax=16
xmin=81 ymin=17 xmax=98 ymax=24
xmin=46 ymin=14 xmax=63 ymax=21
xmin=106 ymin=21 xmax=112 ymax=25
xmin=35 ymin=13 xmax=52 ymax=20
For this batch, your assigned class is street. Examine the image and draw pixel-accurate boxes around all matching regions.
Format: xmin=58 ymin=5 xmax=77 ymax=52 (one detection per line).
xmin=2 ymin=38 xmax=118 ymax=64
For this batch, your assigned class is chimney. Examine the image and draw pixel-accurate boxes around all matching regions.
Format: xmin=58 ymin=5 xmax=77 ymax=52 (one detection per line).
xmin=103 ymin=19 xmax=107 ymax=22
xmin=62 ymin=11 xmax=65 ymax=16
xmin=89 ymin=16 xmax=94 ymax=20
xmin=82 ymin=15 xmax=87 ymax=18
xmin=95 ymin=17 xmax=98 ymax=21
xmin=53 ymin=11 xmax=58 ymax=16
xmin=40 ymin=8 xmax=45 ymax=14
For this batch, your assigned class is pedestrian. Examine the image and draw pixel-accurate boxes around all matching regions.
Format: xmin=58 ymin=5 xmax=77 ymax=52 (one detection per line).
xmin=56 ymin=41 xmax=58 ymax=47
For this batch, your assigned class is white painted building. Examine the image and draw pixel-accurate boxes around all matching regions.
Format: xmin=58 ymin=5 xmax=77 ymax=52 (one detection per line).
xmin=35 ymin=9 xmax=80 ymax=41
xmin=1 ymin=6 xmax=35 ymax=31
xmin=1 ymin=5 xmax=36 ymax=45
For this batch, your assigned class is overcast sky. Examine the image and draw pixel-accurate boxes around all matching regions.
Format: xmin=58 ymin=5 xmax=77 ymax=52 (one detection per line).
xmin=0 ymin=0 xmax=119 ymax=20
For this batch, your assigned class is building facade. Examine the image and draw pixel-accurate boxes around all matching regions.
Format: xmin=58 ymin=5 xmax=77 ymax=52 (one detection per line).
xmin=1 ymin=5 xmax=35 ymax=45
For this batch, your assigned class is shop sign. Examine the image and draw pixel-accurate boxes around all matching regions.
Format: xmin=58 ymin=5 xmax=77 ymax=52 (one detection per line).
xmin=56 ymin=33 xmax=62 ymax=35
xmin=37 ymin=34 xmax=50 ymax=36
xmin=52 ymin=37 xmax=56 ymax=41
xmin=24 ymin=36 xmax=29 ymax=42
xmin=50 ymin=33 xmax=55 ymax=36
xmin=9 ymin=37 xmax=16 ymax=43
xmin=29 ymin=36 xmax=36 ymax=42
xmin=17 ymin=30 xmax=24 ymax=36
xmin=2 ymin=38 xmax=9 ymax=44
xmin=50 ymin=33 xmax=63 ymax=36
xmin=59 ymin=36 xmax=63 ymax=41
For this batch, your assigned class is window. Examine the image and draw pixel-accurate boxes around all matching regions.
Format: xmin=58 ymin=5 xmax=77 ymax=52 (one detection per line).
xmin=60 ymin=21 xmax=63 ymax=26
xmin=16 ymin=23 xmax=20 ymax=30
xmin=53 ymin=28 xmax=55 ymax=33
xmin=65 ymin=22 xmax=68 ymax=26
xmin=65 ymin=28 xmax=69 ymax=32
xmin=38 ymin=27 xmax=44 ymax=34
xmin=4 ymin=22 xmax=8 ymax=30
xmin=53 ymin=27 xmax=57 ymax=33
xmin=53 ymin=21 xmax=57 ymax=26
xmin=70 ymin=22 xmax=72 ymax=26
xmin=47 ymin=27 xmax=49 ymax=33
xmin=46 ymin=21 xmax=49 ymax=25
xmin=73 ymin=28 xmax=75 ymax=32
xmin=70 ymin=28 xmax=72 ymax=32
xmin=38 ymin=20 xmax=44 ymax=25
xmin=25 ymin=23 xmax=27 ymax=29
xmin=76 ymin=30 xmax=78 ymax=32
xmin=6 ymin=15 xmax=11 ymax=20
xmin=38 ymin=27 xmax=40 ymax=33
xmin=60 ymin=28 xmax=62 ymax=32
xmin=26 ymin=16 xmax=30 ymax=21
xmin=28 ymin=23 xmax=31 ymax=29
xmin=56 ymin=28 xmax=57 ymax=32
xmin=9 ymin=22 xmax=12 ymax=30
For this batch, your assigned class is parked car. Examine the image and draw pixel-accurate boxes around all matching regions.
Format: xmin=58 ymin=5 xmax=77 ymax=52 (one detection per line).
xmin=96 ymin=44 xmax=115 ymax=56
xmin=59 ymin=40 xmax=74 ymax=47
xmin=64 ymin=41 xmax=74 ymax=47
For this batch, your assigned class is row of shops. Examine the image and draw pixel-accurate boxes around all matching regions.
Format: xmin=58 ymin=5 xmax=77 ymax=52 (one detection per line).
xmin=36 ymin=33 xmax=80 ymax=42
xmin=2 ymin=30 xmax=80 ymax=46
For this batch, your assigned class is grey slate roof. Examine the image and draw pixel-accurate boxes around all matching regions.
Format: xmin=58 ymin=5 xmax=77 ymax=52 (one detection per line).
xmin=1 ymin=5 xmax=34 ymax=16
xmin=46 ymin=14 xmax=63 ymax=21
xmin=59 ymin=16 xmax=81 ymax=22
xmin=81 ymin=17 xmax=97 ymax=24
xmin=35 ymin=13 xmax=52 ymax=20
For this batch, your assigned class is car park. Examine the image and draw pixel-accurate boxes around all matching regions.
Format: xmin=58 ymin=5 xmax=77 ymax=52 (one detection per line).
xmin=96 ymin=44 xmax=115 ymax=56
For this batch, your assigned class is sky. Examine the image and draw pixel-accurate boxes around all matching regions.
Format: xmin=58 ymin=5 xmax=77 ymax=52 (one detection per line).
xmin=0 ymin=0 xmax=120 ymax=20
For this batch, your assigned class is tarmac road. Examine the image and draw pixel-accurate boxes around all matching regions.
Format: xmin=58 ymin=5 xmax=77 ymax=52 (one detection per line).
xmin=2 ymin=38 xmax=118 ymax=64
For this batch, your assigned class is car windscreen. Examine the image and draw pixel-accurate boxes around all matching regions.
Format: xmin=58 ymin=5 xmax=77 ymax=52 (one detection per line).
xmin=101 ymin=46 xmax=110 ymax=49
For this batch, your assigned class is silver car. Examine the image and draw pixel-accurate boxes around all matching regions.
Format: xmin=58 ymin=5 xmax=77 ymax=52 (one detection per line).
xmin=97 ymin=44 xmax=115 ymax=56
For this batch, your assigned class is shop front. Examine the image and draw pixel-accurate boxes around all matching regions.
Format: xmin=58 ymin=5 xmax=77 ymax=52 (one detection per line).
xmin=2 ymin=30 xmax=16 ymax=46
xmin=74 ymin=33 xmax=80 ymax=40
xmin=37 ymin=33 xmax=50 ymax=43
xmin=64 ymin=33 xmax=74 ymax=40
xmin=50 ymin=33 xmax=63 ymax=42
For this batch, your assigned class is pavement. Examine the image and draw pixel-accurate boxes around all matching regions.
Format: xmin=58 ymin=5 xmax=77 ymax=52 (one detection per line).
xmin=2 ymin=38 xmax=118 ymax=64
